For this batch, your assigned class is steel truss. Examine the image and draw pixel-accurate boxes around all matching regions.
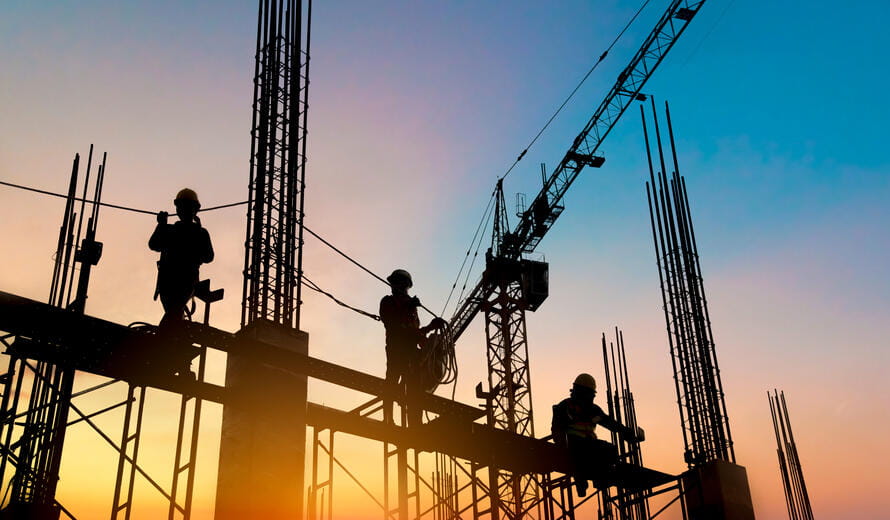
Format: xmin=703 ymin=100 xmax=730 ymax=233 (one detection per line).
xmin=0 ymin=357 xmax=210 ymax=520
xmin=306 ymin=396 xmax=586 ymax=520
xmin=481 ymin=276 xmax=539 ymax=519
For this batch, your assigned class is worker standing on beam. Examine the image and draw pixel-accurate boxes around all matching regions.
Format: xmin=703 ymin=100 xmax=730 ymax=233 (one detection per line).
xmin=552 ymin=373 xmax=644 ymax=496
xmin=379 ymin=269 xmax=445 ymax=423
xmin=150 ymin=188 xmax=214 ymax=329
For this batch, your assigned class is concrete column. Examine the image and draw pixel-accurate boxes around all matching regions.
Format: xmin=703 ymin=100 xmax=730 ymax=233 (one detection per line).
xmin=681 ymin=460 xmax=755 ymax=520
xmin=215 ymin=320 xmax=308 ymax=520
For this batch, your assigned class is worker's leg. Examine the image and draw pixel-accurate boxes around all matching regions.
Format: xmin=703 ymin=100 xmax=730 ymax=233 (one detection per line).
xmin=567 ymin=438 xmax=590 ymax=496
xmin=591 ymin=439 xmax=618 ymax=466
xmin=384 ymin=347 xmax=408 ymax=427
xmin=159 ymin=293 xmax=188 ymax=330
xmin=585 ymin=439 xmax=619 ymax=488
xmin=404 ymin=350 xmax=423 ymax=427
xmin=158 ymin=284 xmax=196 ymax=377
xmin=159 ymin=279 xmax=194 ymax=331
xmin=385 ymin=346 xmax=405 ymax=383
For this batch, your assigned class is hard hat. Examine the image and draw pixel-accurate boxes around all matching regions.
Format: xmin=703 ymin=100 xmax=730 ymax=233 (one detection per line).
xmin=387 ymin=269 xmax=413 ymax=288
xmin=174 ymin=188 xmax=200 ymax=207
xmin=573 ymin=373 xmax=596 ymax=392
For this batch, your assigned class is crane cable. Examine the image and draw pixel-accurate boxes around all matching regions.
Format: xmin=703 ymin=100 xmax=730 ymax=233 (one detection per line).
xmin=498 ymin=0 xmax=653 ymax=182
xmin=440 ymin=189 xmax=497 ymax=317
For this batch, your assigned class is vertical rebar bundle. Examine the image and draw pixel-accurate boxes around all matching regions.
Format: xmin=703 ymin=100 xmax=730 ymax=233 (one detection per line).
xmin=769 ymin=390 xmax=814 ymax=520
xmin=601 ymin=329 xmax=649 ymax=520
xmin=643 ymin=100 xmax=734 ymax=467
xmin=241 ymin=0 xmax=312 ymax=329
xmin=0 ymin=147 xmax=107 ymax=514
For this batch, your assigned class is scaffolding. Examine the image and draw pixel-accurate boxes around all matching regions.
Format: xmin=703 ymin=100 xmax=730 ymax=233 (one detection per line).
xmin=0 ymin=1 xmax=726 ymax=518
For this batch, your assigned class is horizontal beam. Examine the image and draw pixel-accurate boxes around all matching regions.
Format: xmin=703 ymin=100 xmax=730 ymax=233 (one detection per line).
xmin=307 ymin=402 xmax=569 ymax=474
xmin=0 ymin=290 xmax=674 ymax=486
xmin=0 ymin=290 xmax=483 ymax=422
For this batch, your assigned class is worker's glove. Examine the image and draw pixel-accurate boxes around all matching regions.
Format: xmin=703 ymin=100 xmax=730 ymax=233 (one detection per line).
xmin=409 ymin=296 xmax=421 ymax=307
xmin=157 ymin=211 xmax=168 ymax=224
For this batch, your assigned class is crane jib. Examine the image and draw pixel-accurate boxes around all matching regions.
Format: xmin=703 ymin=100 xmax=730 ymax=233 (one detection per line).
xmin=448 ymin=0 xmax=707 ymax=341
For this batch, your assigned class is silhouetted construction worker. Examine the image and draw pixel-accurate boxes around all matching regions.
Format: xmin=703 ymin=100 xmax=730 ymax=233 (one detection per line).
xmin=379 ymin=269 xmax=446 ymax=427
xmin=150 ymin=188 xmax=214 ymax=329
xmin=379 ymin=269 xmax=446 ymax=386
xmin=552 ymin=373 xmax=644 ymax=496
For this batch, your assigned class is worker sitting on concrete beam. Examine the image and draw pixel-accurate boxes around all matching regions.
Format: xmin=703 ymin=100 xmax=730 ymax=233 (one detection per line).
xmin=379 ymin=269 xmax=446 ymax=423
xmin=149 ymin=188 xmax=214 ymax=330
xmin=551 ymin=373 xmax=644 ymax=496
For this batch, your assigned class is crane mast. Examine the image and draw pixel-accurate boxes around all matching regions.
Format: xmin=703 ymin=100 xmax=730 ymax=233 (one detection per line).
xmin=450 ymin=2 xmax=708 ymax=518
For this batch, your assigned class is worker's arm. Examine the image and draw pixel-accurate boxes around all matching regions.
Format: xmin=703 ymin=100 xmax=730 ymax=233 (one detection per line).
xmin=421 ymin=317 xmax=447 ymax=335
xmin=594 ymin=405 xmax=646 ymax=442
xmin=379 ymin=296 xmax=398 ymax=328
xmin=148 ymin=213 xmax=169 ymax=252
xmin=201 ymin=228 xmax=214 ymax=264
xmin=597 ymin=411 xmax=645 ymax=443
xmin=551 ymin=403 xmax=568 ymax=447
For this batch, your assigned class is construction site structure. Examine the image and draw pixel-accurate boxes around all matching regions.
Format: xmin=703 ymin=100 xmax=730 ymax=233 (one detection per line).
xmin=642 ymin=100 xmax=754 ymax=519
xmin=0 ymin=147 xmax=106 ymax=520
xmin=0 ymin=1 xmax=756 ymax=520
xmin=598 ymin=329 xmax=651 ymax=520
xmin=447 ymin=2 xmax=707 ymax=516
xmin=768 ymin=390 xmax=814 ymax=520
xmin=218 ymin=0 xmax=313 ymax=517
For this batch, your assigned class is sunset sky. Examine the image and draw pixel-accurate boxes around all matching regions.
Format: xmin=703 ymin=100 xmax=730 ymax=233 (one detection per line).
xmin=1 ymin=1 xmax=888 ymax=518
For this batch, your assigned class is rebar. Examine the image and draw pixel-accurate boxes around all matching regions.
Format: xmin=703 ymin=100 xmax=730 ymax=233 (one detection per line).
xmin=643 ymin=100 xmax=734 ymax=467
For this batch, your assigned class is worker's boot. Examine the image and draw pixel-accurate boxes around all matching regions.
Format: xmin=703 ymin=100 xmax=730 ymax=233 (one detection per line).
xmin=574 ymin=477 xmax=588 ymax=497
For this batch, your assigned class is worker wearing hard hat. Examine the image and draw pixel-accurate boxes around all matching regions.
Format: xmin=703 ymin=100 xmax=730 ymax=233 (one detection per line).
xmin=379 ymin=269 xmax=446 ymax=387
xmin=149 ymin=188 xmax=214 ymax=328
xmin=552 ymin=373 xmax=645 ymax=496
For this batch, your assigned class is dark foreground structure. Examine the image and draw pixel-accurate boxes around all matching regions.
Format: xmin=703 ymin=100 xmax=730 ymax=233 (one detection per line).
xmin=0 ymin=0 xmax=764 ymax=518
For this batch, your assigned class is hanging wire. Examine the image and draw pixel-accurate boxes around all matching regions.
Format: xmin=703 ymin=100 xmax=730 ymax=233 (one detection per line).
xmin=440 ymin=189 xmax=497 ymax=316
xmin=0 ymin=179 xmax=247 ymax=214
xmin=450 ymin=202 xmax=493 ymax=317
xmin=301 ymin=274 xmax=380 ymax=321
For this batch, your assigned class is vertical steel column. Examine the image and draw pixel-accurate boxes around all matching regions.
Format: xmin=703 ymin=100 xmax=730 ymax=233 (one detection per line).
xmin=482 ymin=276 xmax=537 ymax=519
xmin=1 ymin=149 xmax=106 ymax=518
xmin=241 ymin=0 xmax=311 ymax=330
xmin=382 ymin=397 xmax=420 ymax=520
xmin=168 ymin=344 xmax=207 ymax=520
xmin=223 ymin=0 xmax=311 ymax=515
xmin=308 ymin=428 xmax=335 ymax=520
xmin=111 ymin=385 xmax=147 ymax=520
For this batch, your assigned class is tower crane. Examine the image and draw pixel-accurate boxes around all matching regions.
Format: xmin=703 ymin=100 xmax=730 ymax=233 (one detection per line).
xmin=446 ymin=1 xmax=708 ymax=517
